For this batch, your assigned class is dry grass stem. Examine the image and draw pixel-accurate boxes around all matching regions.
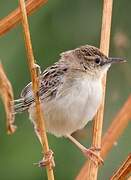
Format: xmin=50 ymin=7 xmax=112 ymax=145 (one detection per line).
xmin=101 ymin=96 xmax=131 ymax=157
xmin=85 ymin=0 xmax=113 ymax=179
xmin=19 ymin=0 xmax=54 ymax=180
xmin=76 ymin=96 xmax=131 ymax=180
xmin=110 ymin=154 xmax=131 ymax=180
xmin=0 ymin=0 xmax=47 ymax=36
xmin=0 ymin=63 xmax=16 ymax=134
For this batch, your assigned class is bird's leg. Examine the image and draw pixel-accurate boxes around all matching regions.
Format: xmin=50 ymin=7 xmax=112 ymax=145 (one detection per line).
xmin=66 ymin=134 xmax=103 ymax=165
xmin=34 ymin=126 xmax=55 ymax=168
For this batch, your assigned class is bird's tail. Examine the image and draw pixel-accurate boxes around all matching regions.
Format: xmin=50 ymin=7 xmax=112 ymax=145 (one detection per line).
xmin=13 ymin=98 xmax=29 ymax=114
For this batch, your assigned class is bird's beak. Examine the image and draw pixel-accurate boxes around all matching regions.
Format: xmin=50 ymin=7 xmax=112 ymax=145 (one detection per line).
xmin=101 ymin=57 xmax=127 ymax=66
xmin=108 ymin=57 xmax=127 ymax=64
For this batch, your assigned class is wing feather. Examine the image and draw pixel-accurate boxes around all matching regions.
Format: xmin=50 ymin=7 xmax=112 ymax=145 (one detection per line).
xmin=20 ymin=62 xmax=68 ymax=107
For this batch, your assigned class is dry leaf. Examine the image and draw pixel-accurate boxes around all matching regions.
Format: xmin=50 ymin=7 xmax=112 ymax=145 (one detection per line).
xmin=0 ymin=63 xmax=16 ymax=134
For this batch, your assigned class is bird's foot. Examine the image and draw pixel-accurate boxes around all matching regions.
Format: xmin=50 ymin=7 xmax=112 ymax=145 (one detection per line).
xmin=66 ymin=135 xmax=103 ymax=166
xmin=34 ymin=149 xmax=55 ymax=169
xmin=82 ymin=146 xmax=103 ymax=165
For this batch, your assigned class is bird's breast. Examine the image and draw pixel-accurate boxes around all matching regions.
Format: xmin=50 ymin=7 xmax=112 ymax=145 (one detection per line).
xmin=60 ymin=77 xmax=102 ymax=122
xmin=29 ymin=76 xmax=103 ymax=137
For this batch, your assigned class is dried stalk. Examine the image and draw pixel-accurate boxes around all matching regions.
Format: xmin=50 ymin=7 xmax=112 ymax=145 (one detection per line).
xmin=101 ymin=96 xmax=131 ymax=157
xmin=76 ymin=96 xmax=131 ymax=180
xmin=110 ymin=154 xmax=131 ymax=180
xmin=0 ymin=63 xmax=16 ymax=134
xmin=0 ymin=0 xmax=47 ymax=36
xmin=127 ymin=176 xmax=131 ymax=180
xmin=85 ymin=0 xmax=113 ymax=179
xmin=19 ymin=0 xmax=54 ymax=180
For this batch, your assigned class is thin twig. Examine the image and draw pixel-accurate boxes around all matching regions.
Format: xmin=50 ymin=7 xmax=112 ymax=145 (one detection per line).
xmin=19 ymin=0 xmax=54 ymax=180
xmin=0 ymin=63 xmax=16 ymax=134
xmin=86 ymin=0 xmax=113 ymax=179
xmin=76 ymin=96 xmax=131 ymax=180
xmin=110 ymin=154 xmax=131 ymax=180
xmin=0 ymin=0 xmax=47 ymax=36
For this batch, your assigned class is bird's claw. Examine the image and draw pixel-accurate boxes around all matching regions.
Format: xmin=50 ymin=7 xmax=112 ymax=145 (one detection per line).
xmin=82 ymin=146 xmax=103 ymax=166
xmin=34 ymin=150 xmax=55 ymax=169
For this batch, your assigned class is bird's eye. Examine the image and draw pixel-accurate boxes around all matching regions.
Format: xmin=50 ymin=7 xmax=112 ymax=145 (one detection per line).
xmin=95 ymin=57 xmax=101 ymax=65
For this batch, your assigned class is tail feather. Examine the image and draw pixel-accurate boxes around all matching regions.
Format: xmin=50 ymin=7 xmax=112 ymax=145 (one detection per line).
xmin=13 ymin=98 xmax=29 ymax=114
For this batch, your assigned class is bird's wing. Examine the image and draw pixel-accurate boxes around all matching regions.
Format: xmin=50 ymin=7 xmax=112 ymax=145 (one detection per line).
xmin=20 ymin=62 xmax=68 ymax=107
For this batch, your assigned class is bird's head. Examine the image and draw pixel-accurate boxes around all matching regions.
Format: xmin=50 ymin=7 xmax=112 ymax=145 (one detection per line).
xmin=72 ymin=45 xmax=126 ymax=77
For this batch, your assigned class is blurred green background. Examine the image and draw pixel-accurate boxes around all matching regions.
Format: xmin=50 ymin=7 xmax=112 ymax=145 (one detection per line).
xmin=0 ymin=0 xmax=131 ymax=179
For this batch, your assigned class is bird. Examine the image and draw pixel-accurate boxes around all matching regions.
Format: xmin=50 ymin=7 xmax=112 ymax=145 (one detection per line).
xmin=14 ymin=45 xmax=125 ymax=166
